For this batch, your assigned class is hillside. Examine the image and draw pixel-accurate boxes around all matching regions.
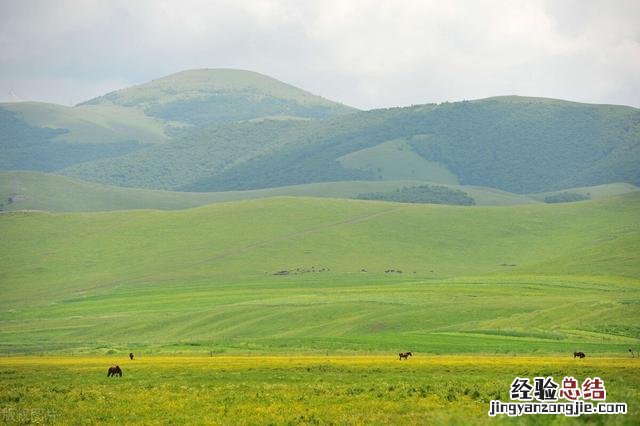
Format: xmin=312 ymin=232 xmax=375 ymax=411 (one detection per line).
xmin=0 ymin=69 xmax=356 ymax=175
xmin=4 ymin=171 xmax=637 ymax=212
xmin=179 ymin=97 xmax=640 ymax=193
xmin=1 ymin=70 xmax=638 ymax=194
xmin=80 ymin=68 xmax=356 ymax=126
xmin=0 ymin=102 xmax=166 ymax=172
xmin=60 ymin=96 xmax=640 ymax=193
xmin=1 ymin=195 xmax=639 ymax=354
xmin=1 ymin=171 xmax=561 ymax=212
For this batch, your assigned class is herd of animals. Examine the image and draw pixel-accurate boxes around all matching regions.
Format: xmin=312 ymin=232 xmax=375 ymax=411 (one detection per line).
xmin=106 ymin=350 xmax=638 ymax=377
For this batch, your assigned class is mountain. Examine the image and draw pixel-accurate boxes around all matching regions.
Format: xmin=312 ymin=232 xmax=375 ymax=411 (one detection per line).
xmin=1 ymin=69 xmax=638 ymax=194
xmin=0 ymin=69 xmax=356 ymax=174
xmin=79 ymin=68 xmax=357 ymax=127
xmin=178 ymin=96 xmax=640 ymax=194
xmin=60 ymin=96 xmax=640 ymax=193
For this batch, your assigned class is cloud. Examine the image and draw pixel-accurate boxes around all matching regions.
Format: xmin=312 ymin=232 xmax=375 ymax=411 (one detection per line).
xmin=0 ymin=0 xmax=638 ymax=108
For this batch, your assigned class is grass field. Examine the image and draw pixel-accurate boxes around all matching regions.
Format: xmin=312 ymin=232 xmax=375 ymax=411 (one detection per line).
xmin=1 ymin=191 xmax=638 ymax=423
xmin=4 ymin=171 xmax=638 ymax=212
xmin=0 ymin=355 xmax=638 ymax=424
xmin=1 ymin=194 xmax=638 ymax=356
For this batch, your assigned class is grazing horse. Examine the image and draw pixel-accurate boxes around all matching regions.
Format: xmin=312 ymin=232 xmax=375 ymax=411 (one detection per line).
xmin=107 ymin=365 xmax=122 ymax=377
xmin=129 ymin=352 xmax=134 ymax=360
xmin=399 ymin=352 xmax=412 ymax=360
xmin=573 ymin=351 xmax=586 ymax=359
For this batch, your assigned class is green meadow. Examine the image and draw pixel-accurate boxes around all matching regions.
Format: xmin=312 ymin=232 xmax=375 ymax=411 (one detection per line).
xmin=1 ymin=194 xmax=638 ymax=355
xmin=1 ymin=190 xmax=639 ymax=424
xmin=0 ymin=356 xmax=637 ymax=425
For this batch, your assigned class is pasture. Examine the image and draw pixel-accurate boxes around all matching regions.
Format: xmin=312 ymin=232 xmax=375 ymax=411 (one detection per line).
xmin=1 ymin=194 xmax=638 ymax=423
xmin=1 ymin=276 xmax=639 ymax=357
xmin=1 ymin=355 xmax=638 ymax=424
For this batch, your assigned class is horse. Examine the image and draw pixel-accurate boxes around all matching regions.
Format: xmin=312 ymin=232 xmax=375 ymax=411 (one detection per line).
xmin=573 ymin=351 xmax=586 ymax=359
xmin=129 ymin=352 xmax=134 ymax=360
xmin=399 ymin=352 xmax=412 ymax=360
xmin=107 ymin=365 xmax=122 ymax=377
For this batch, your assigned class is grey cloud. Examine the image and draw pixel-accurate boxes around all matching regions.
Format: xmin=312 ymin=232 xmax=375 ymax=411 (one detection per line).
xmin=0 ymin=0 xmax=638 ymax=108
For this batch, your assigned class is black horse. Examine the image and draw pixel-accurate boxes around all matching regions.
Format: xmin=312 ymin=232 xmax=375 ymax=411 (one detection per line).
xmin=107 ymin=365 xmax=122 ymax=377
xmin=129 ymin=352 xmax=134 ymax=360
xmin=399 ymin=352 xmax=412 ymax=360
xmin=573 ymin=351 xmax=586 ymax=359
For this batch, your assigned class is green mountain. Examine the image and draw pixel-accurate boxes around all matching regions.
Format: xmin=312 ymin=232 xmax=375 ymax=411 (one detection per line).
xmin=60 ymin=96 xmax=640 ymax=193
xmin=0 ymin=69 xmax=356 ymax=175
xmin=1 ymin=70 xmax=638 ymax=194
xmin=80 ymin=68 xmax=357 ymax=126
xmin=178 ymin=96 xmax=640 ymax=193
xmin=1 ymin=194 xmax=638 ymax=353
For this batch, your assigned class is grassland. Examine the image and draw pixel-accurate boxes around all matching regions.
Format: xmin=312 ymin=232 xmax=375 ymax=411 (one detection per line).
xmin=1 ymin=194 xmax=638 ymax=355
xmin=0 ymin=188 xmax=638 ymax=423
xmin=0 ymin=171 xmax=527 ymax=212
xmin=6 ymin=171 xmax=637 ymax=213
xmin=0 ymin=355 xmax=637 ymax=424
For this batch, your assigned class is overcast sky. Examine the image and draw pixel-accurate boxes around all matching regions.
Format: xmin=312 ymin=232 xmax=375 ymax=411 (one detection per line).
xmin=1 ymin=0 xmax=638 ymax=109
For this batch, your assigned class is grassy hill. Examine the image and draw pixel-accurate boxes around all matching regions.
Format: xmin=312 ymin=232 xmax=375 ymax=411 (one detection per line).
xmin=1 ymin=70 xmax=638 ymax=194
xmin=1 ymin=194 xmax=638 ymax=354
xmin=2 ymin=101 xmax=167 ymax=144
xmin=0 ymin=69 xmax=356 ymax=176
xmin=4 ymin=171 xmax=637 ymax=212
xmin=80 ymin=68 xmax=356 ymax=126
xmin=337 ymin=138 xmax=459 ymax=183
xmin=0 ymin=171 xmax=525 ymax=212
xmin=0 ymin=104 xmax=165 ymax=172
xmin=180 ymin=97 xmax=640 ymax=193
xmin=531 ymin=182 xmax=640 ymax=202
xmin=60 ymin=95 xmax=640 ymax=193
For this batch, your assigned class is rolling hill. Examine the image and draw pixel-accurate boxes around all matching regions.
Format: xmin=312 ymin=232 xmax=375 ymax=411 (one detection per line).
xmin=178 ymin=96 xmax=640 ymax=193
xmin=1 ymin=70 xmax=638 ymax=194
xmin=7 ymin=171 xmax=636 ymax=212
xmin=0 ymin=194 xmax=638 ymax=354
xmin=61 ymin=95 xmax=640 ymax=193
xmin=0 ymin=69 xmax=356 ymax=175
xmin=80 ymin=68 xmax=357 ymax=126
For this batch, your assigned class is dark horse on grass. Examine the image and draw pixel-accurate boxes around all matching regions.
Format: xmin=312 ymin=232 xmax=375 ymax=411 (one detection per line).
xmin=107 ymin=365 xmax=122 ymax=377
xmin=573 ymin=351 xmax=586 ymax=359
xmin=399 ymin=352 xmax=412 ymax=360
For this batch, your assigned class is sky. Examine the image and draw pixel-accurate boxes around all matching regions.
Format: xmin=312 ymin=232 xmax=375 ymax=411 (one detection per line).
xmin=0 ymin=0 xmax=639 ymax=110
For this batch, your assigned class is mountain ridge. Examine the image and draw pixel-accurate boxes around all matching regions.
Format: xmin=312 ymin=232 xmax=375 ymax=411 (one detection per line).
xmin=1 ymin=69 xmax=639 ymax=194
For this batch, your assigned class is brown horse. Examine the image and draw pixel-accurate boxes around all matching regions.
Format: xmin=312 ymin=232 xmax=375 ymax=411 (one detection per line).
xmin=399 ymin=352 xmax=412 ymax=360
xmin=107 ymin=365 xmax=122 ymax=377
xmin=573 ymin=351 xmax=586 ymax=359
